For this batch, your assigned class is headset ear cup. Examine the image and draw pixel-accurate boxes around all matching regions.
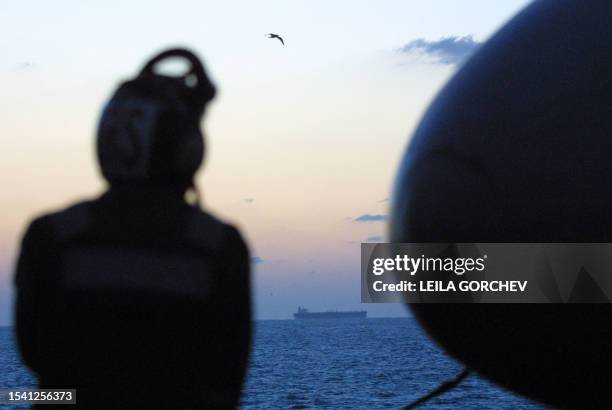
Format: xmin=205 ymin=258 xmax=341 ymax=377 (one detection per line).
xmin=174 ymin=128 xmax=204 ymax=182
xmin=97 ymin=96 xmax=160 ymax=182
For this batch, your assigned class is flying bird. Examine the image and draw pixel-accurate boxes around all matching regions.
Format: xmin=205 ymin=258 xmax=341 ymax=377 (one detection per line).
xmin=266 ymin=33 xmax=285 ymax=46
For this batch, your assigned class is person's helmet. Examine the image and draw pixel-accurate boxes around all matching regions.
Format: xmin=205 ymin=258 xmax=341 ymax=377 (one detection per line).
xmin=97 ymin=48 xmax=216 ymax=191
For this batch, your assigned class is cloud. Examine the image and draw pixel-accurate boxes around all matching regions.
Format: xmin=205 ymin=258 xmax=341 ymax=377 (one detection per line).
xmin=250 ymin=256 xmax=264 ymax=264
xmin=366 ymin=235 xmax=384 ymax=242
xmin=378 ymin=198 xmax=389 ymax=203
xmin=399 ymin=35 xmax=482 ymax=65
xmin=354 ymin=214 xmax=387 ymax=223
xmin=243 ymin=198 xmax=255 ymax=204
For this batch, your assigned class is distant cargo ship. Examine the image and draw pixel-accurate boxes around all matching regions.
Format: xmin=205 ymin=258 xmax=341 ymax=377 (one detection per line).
xmin=293 ymin=306 xmax=367 ymax=319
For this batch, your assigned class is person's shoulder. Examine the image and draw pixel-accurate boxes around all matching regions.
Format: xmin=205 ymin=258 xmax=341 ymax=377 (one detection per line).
xmin=26 ymin=198 xmax=97 ymax=241
xmin=187 ymin=207 xmax=247 ymax=253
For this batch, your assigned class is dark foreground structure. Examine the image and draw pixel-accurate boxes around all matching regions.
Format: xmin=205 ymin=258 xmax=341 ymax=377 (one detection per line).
xmin=15 ymin=49 xmax=251 ymax=409
xmin=391 ymin=1 xmax=612 ymax=408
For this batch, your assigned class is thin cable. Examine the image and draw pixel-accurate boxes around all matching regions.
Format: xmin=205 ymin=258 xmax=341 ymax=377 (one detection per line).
xmin=405 ymin=368 xmax=471 ymax=409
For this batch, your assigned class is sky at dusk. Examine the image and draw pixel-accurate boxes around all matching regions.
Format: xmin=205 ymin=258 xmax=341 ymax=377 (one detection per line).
xmin=0 ymin=0 xmax=531 ymax=324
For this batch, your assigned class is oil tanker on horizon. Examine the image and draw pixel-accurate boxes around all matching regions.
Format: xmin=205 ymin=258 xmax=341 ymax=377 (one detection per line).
xmin=293 ymin=306 xmax=367 ymax=320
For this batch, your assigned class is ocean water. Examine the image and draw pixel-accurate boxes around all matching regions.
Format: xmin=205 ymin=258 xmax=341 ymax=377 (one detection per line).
xmin=1 ymin=319 xmax=542 ymax=409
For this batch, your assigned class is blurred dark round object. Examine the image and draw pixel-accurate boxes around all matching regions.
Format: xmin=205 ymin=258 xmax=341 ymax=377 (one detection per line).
xmin=390 ymin=1 xmax=612 ymax=408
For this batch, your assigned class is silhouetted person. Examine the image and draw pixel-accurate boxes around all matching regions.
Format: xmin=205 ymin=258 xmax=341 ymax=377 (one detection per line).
xmin=14 ymin=48 xmax=251 ymax=409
